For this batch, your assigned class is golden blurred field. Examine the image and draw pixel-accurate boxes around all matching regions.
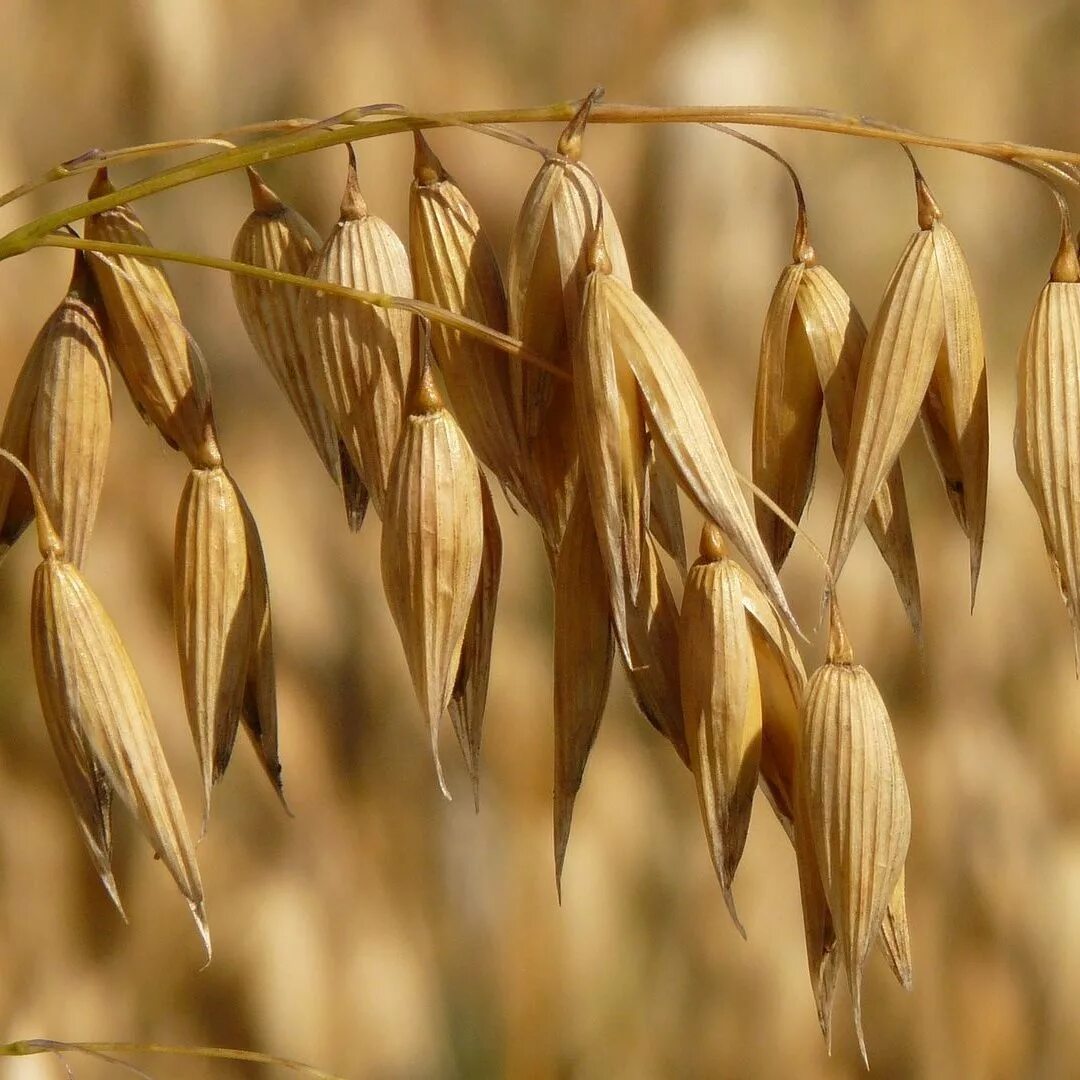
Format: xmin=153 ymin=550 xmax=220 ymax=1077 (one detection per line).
xmin=1 ymin=1 xmax=1080 ymax=1077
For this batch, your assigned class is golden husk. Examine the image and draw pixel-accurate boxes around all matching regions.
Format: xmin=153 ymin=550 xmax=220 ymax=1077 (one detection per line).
xmin=380 ymin=363 xmax=484 ymax=797
xmin=84 ymin=168 xmax=219 ymax=467
xmin=304 ymin=146 xmax=413 ymax=517
xmin=409 ymin=134 xmax=524 ymax=502
xmin=679 ymin=525 xmax=763 ymax=932
xmin=553 ymin=484 xmax=614 ymax=894
xmin=799 ymin=606 xmax=911 ymax=1064
xmin=447 ymin=471 xmax=502 ymax=810
xmin=32 ymin=555 xmax=208 ymax=955
xmin=231 ymin=169 xmax=367 ymax=530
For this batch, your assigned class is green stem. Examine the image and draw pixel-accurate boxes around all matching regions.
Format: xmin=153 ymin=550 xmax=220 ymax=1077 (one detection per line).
xmin=38 ymin=233 xmax=568 ymax=380
xmin=0 ymin=1039 xmax=346 ymax=1079
xmin=0 ymin=101 xmax=1073 ymax=261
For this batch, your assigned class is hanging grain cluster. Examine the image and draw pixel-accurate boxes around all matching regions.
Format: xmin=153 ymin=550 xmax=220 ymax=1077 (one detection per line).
xmin=12 ymin=86 xmax=1080 ymax=1065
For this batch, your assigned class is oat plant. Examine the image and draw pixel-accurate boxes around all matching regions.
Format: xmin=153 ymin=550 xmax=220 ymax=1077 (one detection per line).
xmin=4 ymin=89 xmax=1080 ymax=1067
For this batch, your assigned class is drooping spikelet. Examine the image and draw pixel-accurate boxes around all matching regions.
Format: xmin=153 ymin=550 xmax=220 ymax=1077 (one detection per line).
xmin=304 ymin=145 xmax=413 ymax=516
xmin=381 ymin=357 xmax=484 ymax=797
xmin=553 ymin=484 xmax=614 ymax=894
xmin=409 ymin=134 xmax=524 ymax=503
xmin=447 ymin=471 xmax=502 ymax=810
xmin=829 ymin=161 xmax=987 ymax=607
xmin=679 ymin=523 xmax=763 ymax=931
xmin=11 ymin=454 xmax=208 ymax=953
xmin=84 ymin=168 xmax=219 ymax=468
xmin=0 ymin=253 xmax=112 ymax=568
xmin=231 ymin=168 xmax=367 ymax=529
xmin=175 ymin=464 xmax=282 ymax=820
xmin=1015 ymin=220 xmax=1080 ymax=667
xmin=507 ymin=93 xmax=632 ymax=554
xmin=798 ymin=602 xmax=911 ymax=1064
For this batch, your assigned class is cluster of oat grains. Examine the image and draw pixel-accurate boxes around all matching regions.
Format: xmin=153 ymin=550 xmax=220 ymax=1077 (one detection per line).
xmin=5 ymin=90 xmax=1080 ymax=1064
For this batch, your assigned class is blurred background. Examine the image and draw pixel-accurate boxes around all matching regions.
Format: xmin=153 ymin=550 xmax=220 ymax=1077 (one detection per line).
xmin=1 ymin=0 xmax=1079 ymax=1076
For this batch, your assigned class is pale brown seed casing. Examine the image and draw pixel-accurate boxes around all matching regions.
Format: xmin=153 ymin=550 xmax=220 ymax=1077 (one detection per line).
xmin=231 ymin=170 xmax=367 ymax=529
xmin=32 ymin=555 xmax=208 ymax=953
xmin=796 ymin=265 xmax=922 ymax=636
xmin=381 ymin=365 xmax=484 ymax=797
xmin=304 ymin=148 xmax=413 ymax=517
xmin=1015 ymin=227 xmax=1080 ymax=667
xmin=409 ymin=136 xmax=525 ymax=503
xmin=448 ymin=471 xmax=502 ymax=810
xmin=799 ymin=609 xmax=911 ymax=1063
xmin=752 ymin=260 xmax=824 ymax=569
xmin=553 ymin=483 xmax=614 ymax=893
xmin=27 ymin=255 xmax=113 ymax=569
xmin=174 ymin=465 xmax=253 ymax=819
xmin=679 ymin=526 xmax=763 ymax=930
xmin=84 ymin=169 xmax=219 ymax=467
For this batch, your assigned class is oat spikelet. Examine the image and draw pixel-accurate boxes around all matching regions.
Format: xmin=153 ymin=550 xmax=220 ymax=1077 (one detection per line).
xmin=597 ymin=264 xmax=798 ymax=634
xmin=17 ymin=467 xmax=208 ymax=953
xmin=799 ymin=602 xmax=911 ymax=1064
xmin=553 ymin=484 xmax=614 ymax=896
xmin=381 ymin=358 xmax=484 ymax=797
xmin=797 ymin=265 xmax=922 ymax=636
xmin=304 ymin=145 xmax=413 ymax=516
xmin=0 ymin=254 xmax=113 ymax=568
xmin=679 ymin=524 xmax=763 ymax=933
xmin=231 ymin=169 xmax=367 ymax=530
xmin=84 ymin=168 xmax=219 ymax=467
xmin=507 ymin=95 xmax=631 ymax=554
xmin=409 ymin=134 xmax=524 ymax=502
xmin=752 ymin=248 xmax=823 ymax=570
xmin=1015 ymin=222 xmax=1080 ymax=666
xmin=576 ymin=231 xmax=648 ymax=664
xmin=174 ymin=465 xmax=253 ymax=821
xmin=829 ymin=163 xmax=987 ymax=606
xmin=448 ymin=471 xmax=502 ymax=810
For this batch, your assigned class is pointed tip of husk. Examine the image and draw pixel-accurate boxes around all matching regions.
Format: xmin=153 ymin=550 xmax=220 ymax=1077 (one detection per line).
xmin=556 ymin=86 xmax=604 ymax=161
xmin=246 ymin=167 xmax=283 ymax=215
xmin=100 ymin=870 xmax=127 ymax=922
xmin=88 ymin=166 xmax=114 ymax=199
xmin=340 ymin=447 xmax=369 ymax=532
xmin=826 ymin=599 xmax=854 ymax=664
xmin=339 ymin=144 xmax=368 ymax=221
xmin=192 ymin=901 xmax=212 ymax=966
xmin=554 ymin=820 xmax=570 ymax=903
xmin=852 ymin=979 xmax=870 ymax=1070
xmin=431 ymin=733 xmax=452 ymax=802
xmin=722 ymin=884 xmax=747 ymax=940
xmin=412 ymin=131 xmax=445 ymax=186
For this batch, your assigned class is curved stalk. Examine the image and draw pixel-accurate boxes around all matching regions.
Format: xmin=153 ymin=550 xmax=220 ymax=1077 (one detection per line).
xmin=1 ymin=101 xmax=1077 ymax=261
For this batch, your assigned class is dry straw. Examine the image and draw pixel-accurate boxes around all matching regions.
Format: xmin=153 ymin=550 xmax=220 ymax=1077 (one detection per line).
xmin=7 ymin=89 xmax=1080 ymax=1067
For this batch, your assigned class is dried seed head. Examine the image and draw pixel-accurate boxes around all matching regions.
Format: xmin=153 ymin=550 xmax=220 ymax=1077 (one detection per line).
xmin=304 ymin=146 xmax=414 ymax=516
xmin=232 ymin=169 xmax=367 ymax=530
xmin=575 ymin=243 xmax=649 ymax=665
xmin=409 ymin=135 xmax=525 ymax=503
xmin=1015 ymin=222 xmax=1080 ymax=667
xmin=174 ymin=465 xmax=254 ymax=822
xmin=507 ymin=102 xmax=631 ymax=555
xmin=798 ymin=603 xmax=911 ymax=1064
xmin=679 ymin=525 xmax=764 ymax=932
xmin=21 ymin=466 xmax=208 ymax=956
xmin=84 ymin=168 xmax=219 ymax=468
xmin=829 ymin=164 xmax=987 ymax=608
xmin=553 ymin=484 xmax=614 ymax=895
xmin=752 ymin=259 xmax=824 ymax=569
xmin=381 ymin=358 xmax=484 ymax=797
xmin=447 ymin=471 xmax=502 ymax=811
xmin=2 ymin=254 xmax=113 ymax=568
xmin=796 ymin=265 xmax=922 ymax=637
xmin=594 ymin=269 xmax=799 ymax=636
